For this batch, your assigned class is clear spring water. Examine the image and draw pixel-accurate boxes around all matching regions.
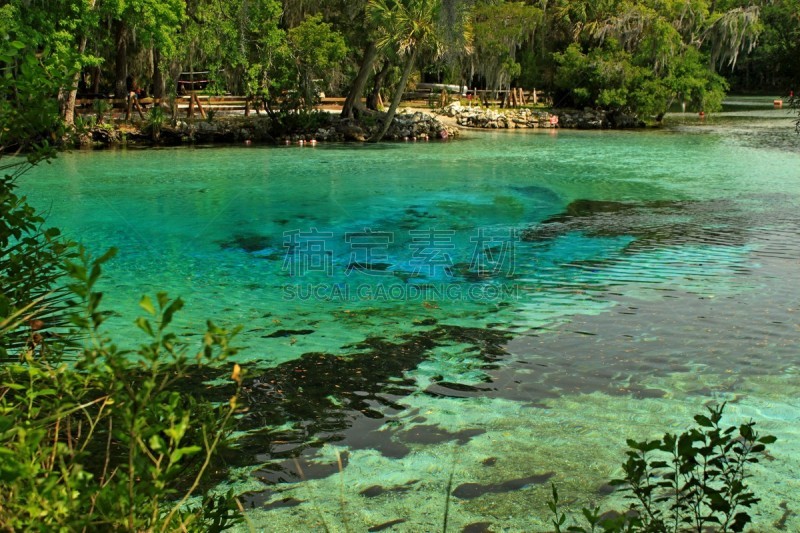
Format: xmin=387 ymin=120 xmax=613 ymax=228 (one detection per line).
xmin=20 ymin=105 xmax=800 ymax=531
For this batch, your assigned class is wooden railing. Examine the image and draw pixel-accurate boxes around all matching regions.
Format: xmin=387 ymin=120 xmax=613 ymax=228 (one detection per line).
xmin=76 ymin=94 xmax=354 ymax=119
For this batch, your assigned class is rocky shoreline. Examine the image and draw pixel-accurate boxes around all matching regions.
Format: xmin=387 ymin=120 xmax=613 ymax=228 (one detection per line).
xmin=76 ymin=102 xmax=650 ymax=148
xmin=77 ymin=109 xmax=459 ymax=147
xmin=441 ymin=102 xmax=646 ymax=130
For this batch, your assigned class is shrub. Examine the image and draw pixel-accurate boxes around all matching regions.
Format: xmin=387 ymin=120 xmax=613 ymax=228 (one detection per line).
xmin=549 ymin=403 xmax=776 ymax=532
xmin=1 ymin=36 xmax=245 ymax=528
xmin=0 ymin=245 xmax=246 ymax=531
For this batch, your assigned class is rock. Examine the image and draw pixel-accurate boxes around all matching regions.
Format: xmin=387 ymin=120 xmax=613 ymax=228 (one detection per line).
xmin=338 ymin=123 xmax=366 ymax=142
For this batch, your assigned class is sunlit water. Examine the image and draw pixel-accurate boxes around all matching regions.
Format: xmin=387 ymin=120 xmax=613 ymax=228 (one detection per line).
xmin=21 ymin=103 xmax=800 ymax=531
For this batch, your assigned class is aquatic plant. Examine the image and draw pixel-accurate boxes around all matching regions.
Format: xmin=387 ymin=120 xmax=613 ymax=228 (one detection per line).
xmin=548 ymin=403 xmax=776 ymax=532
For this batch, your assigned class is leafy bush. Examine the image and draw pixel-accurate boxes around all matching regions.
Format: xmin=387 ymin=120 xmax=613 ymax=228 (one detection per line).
xmin=0 ymin=246 xmax=245 ymax=531
xmin=93 ymin=99 xmax=112 ymax=125
xmin=549 ymin=403 xmax=776 ymax=532
xmin=0 ymin=167 xmax=76 ymax=360
xmin=143 ymin=105 xmax=168 ymax=142
xmin=1 ymin=37 xmax=245 ymax=529
xmin=271 ymin=108 xmax=332 ymax=135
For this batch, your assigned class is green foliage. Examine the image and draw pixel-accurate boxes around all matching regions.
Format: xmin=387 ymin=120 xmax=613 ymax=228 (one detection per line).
xmin=554 ymin=37 xmax=727 ymax=117
xmin=271 ymin=108 xmax=333 ymax=135
xmin=1 ymin=37 xmax=245 ymax=530
xmin=184 ymin=0 xmax=285 ymax=101
xmin=542 ymin=0 xmax=751 ymax=116
xmin=368 ymin=0 xmax=444 ymax=58
xmin=1 ymin=33 xmax=77 ymax=359
xmin=0 ymin=246 xmax=245 ymax=530
xmin=730 ymin=0 xmax=800 ymax=91
xmin=93 ymin=98 xmax=112 ymax=125
xmin=287 ymin=14 xmax=348 ymax=109
xmin=0 ymin=35 xmax=67 ymax=156
xmin=0 ymin=172 xmax=76 ymax=361
xmin=143 ymin=105 xmax=167 ymax=141
xmin=472 ymin=2 xmax=542 ymax=91
xmin=549 ymin=403 xmax=776 ymax=532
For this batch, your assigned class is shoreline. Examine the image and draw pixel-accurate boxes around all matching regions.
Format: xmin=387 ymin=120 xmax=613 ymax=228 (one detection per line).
xmin=73 ymin=104 xmax=659 ymax=149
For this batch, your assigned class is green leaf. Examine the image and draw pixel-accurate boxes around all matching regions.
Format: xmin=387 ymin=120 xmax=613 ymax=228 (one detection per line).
xmin=157 ymin=292 xmax=170 ymax=309
xmin=149 ymin=434 xmax=165 ymax=452
xmin=160 ymin=297 xmax=184 ymax=331
xmin=694 ymin=414 xmax=713 ymax=427
xmin=139 ymin=294 xmax=155 ymax=316
xmin=170 ymin=445 xmax=202 ymax=464
xmin=135 ymin=316 xmax=154 ymax=337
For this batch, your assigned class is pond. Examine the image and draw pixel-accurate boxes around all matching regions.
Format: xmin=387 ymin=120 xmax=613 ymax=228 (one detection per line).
xmin=22 ymin=105 xmax=800 ymax=531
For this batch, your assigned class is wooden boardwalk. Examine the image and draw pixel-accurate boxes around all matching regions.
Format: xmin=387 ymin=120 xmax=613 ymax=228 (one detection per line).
xmin=75 ymin=87 xmax=549 ymax=120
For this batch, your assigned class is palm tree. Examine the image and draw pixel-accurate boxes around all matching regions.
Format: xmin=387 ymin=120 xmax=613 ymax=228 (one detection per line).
xmin=366 ymin=0 xmax=444 ymax=142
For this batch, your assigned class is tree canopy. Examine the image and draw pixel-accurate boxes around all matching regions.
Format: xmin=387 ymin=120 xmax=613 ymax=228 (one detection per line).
xmin=1 ymin=0 xmax=795 ymax=132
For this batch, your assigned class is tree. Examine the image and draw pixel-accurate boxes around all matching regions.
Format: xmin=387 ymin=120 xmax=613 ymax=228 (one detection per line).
xmin=727 ymin=0 xmax=799 ymax=91
xmin=550 ymin=0 xmax=756 ymax=118
xmin=1 ymin=0 xmax=101 ymax=126
xmin=367 ymin=0 xmax=444 ymax=142
xmin=341 ymin=40 xmax=380 ymax=118
xmin=287 ymin=14 xmax=348 ymax=109
xmin=471 ymin=2 xmax=542 ymax=93
xmin=180 ymin=0 xmax=285 ymax=105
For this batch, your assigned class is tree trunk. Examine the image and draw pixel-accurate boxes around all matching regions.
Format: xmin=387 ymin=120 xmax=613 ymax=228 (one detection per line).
xmin=369 ymin=47 xmax=417 ymax=143
xmin=302 ymin=72 xmax=315 ymax=110
xmin=60 ymin=36 xmax=88 ymax=126
xmin=153 ymin=47 xmax=165 ymax=100
xmin=60 ymin=0 xmax=97 ymax=126
xmin=341 ymin=41 xmax=378 ymax=119
xmin=91 ymin=66 xmax=101 ymax=94
xmin=113 ymin=20 xmax=128 ymax=99
xmin=367 ymin=60 xmax=391 ymax=110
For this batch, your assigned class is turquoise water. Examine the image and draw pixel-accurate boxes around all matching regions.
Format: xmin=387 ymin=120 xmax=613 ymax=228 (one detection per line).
xmin=21 ymin=107 xmax=800 ymax=531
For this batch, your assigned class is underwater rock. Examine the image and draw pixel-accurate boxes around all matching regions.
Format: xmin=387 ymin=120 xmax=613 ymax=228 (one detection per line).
xmin=597 ymin=483 xmax=617 ymax=496
xmin=239 ymin=491 xmax=305 ymax=510
xmin=462 ymin=523 xmax=495 ymax=533
xmin=424 ymin=381 xmax=486 ymax=398
xmin=521 ymin=198 xmax=750 ymax=254
xmin=261 ymin=497 xmax=304 ymax=511
xmin=368 ymin=519 xmax=407 ymax=532
xmin=360 ymin=485 xmax=389 ymax=498
xmin=218 ymin=234 xmax=272 ymax=252
xmin=452 ymin=472 xmax=554 ymax=499
xmin=360 ymin=480 xmax=416 ymax=498
xmin=398 ymin=424 xmax=485 ymax=446
xmin=263 ymin=329 xmax=315 ymax=338
xmin=252 ymin=449 xmax=351 ymax=486
xmin=219 ymin=325 xmax=512 ymax=490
